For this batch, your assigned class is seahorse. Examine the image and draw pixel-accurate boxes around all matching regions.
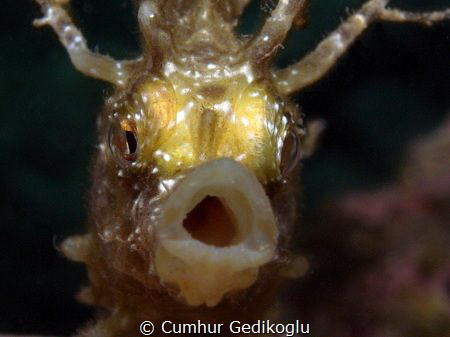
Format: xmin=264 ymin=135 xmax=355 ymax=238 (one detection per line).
xmin=32 ymin=1 xmax=449 ymax=336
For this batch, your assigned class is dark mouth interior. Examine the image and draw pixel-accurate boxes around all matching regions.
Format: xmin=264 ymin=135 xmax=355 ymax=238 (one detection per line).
xmin=183 ymin=196 xmax=237 ymax=247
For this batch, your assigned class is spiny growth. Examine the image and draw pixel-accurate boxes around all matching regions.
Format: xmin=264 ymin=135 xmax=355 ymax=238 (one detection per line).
xmin=33 ymin=0 xmax=450 ymax=90
xmin=33 ymin=1 xmax=449 ymax=336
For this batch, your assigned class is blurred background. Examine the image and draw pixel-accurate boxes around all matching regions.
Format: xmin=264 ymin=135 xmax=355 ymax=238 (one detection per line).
xmin=1 ymin=0 xmax=449 ymax=335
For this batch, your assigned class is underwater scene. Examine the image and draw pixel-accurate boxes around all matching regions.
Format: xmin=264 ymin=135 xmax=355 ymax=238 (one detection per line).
xmin=1 ymin=0 xmax=449 ymax=336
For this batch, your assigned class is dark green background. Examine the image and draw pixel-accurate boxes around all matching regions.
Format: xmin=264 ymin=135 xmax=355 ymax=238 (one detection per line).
xmin=1 ymin=0 xmax=449 ymax=335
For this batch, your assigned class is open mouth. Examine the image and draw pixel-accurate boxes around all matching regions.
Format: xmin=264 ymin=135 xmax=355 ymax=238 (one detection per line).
xmin=183 ymin=195 xmax=238 ymax=248
xmin=154 ymin=158 xmax=278 ymax=307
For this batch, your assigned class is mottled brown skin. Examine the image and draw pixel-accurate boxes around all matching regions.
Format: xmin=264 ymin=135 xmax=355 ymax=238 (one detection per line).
xmin=73 ymin=83 xmax=299 ymax=337
xmin=72 ymin=100 xmax=298 ymax=336
xmin=31 ymin=0 xmax=450 ymax=336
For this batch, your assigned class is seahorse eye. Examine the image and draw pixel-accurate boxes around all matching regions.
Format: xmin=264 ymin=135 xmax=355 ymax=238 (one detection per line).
xmin=280 ymin=126 xmax=302 ymax=176
xmin=109 ymin=119 xmax=139 ymax=165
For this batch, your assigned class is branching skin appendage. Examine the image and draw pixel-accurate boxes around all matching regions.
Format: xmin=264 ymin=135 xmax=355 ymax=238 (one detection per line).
xmin=32 ymin=0 xmax=449 ymax=336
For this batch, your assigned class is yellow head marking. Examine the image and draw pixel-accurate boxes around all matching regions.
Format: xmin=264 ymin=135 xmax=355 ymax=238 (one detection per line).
xmin=132 ymin=76 xmax=288 ymax=182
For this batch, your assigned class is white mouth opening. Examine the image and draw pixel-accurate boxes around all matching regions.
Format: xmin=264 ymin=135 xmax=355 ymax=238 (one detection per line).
xmin=154 ymin=158 xmax=278 ymax=307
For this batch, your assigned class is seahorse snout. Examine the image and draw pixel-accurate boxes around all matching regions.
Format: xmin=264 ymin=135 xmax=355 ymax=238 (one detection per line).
xmin=154 ymin=158 xmax=278 ymax=307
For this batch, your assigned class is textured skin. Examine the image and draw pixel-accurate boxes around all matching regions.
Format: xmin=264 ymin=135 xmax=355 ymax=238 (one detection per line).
xmin=30 ymin=1 xmax=450 ymax=336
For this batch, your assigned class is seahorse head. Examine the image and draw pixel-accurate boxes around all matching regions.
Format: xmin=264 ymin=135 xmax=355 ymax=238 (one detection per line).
xmin=83 ymin=0 xmax=304 ymax=309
